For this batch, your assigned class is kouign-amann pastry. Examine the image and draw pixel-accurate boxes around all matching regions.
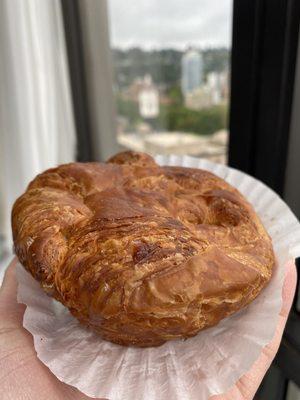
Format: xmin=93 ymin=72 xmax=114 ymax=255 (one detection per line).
xmin=12 ymin=151 xmax=275 ymax=347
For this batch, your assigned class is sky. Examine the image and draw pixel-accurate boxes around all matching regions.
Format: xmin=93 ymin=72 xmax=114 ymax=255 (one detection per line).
xmin=108 ymin=0 xmax=233 ymax=50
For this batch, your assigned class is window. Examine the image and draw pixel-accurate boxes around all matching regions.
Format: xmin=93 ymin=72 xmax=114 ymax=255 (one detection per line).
xmin=107 ymin=0 xmax=233 ymax=164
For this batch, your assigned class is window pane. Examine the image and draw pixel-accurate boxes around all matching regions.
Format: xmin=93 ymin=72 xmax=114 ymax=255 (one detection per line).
xmin=108 ymin=0 xmax=232 ymax=164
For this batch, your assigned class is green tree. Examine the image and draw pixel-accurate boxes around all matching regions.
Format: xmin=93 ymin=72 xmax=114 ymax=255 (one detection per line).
xmin=167 ymin=85 xmax=183 ymax=106
xmin=116 ymin=96 xmax=140 ymax=130
xmin=116 ymin=94 xmax=228 ymax=136
xmin=157 ymin=104 xmax=227 ymax=135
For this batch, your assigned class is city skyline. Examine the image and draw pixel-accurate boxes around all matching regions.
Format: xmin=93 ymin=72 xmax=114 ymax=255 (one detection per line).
xmin=111 ymin=44 xmax=230 ymax=51
xmin=108 ymin=0 xmax=233 ymax=50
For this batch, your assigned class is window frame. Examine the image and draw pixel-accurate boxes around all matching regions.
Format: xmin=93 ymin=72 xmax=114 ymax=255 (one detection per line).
xmin=61 ymin=0 xmax=93 ymax=162
xmin=61 ymin=0 xmax=119 ymax=162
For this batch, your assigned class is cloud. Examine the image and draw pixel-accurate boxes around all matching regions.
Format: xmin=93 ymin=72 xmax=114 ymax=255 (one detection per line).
xmin=108 ymin=0 xmax=233 ymax=49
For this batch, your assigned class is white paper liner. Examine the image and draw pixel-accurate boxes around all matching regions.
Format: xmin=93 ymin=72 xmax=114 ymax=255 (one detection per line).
xmin=16 ymin=155 xmax=300 ymax=400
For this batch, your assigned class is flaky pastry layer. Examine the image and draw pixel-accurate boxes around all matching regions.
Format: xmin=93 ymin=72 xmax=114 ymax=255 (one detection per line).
xmin=12 ymin=151 xmax=274 ymax=346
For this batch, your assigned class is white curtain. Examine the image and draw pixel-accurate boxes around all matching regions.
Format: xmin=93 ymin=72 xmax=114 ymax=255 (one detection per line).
xmin=0 ymin=0 xmax=76 ymax=253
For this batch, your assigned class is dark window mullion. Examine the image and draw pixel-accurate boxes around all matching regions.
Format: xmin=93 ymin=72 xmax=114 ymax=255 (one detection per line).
xmin=229 ymin=0 xmax=300 ymax=195
xmin=229 ymin=0 xmax=261 ymax=173
xmin=253 ymin=0 xmax=300 ymax=195
xmin=61 ymin=0 xmax=93 ymax=162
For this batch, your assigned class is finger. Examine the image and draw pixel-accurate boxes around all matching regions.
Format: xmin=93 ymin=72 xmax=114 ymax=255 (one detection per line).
xmin=235 ymin=260 xmax=297 ymax=398
xmin=210 ymin=260 xmax=297 ymax=400
xmin=0 ymin=256 xmax=26 ymax=327
xmin=260 ymin=260 xmax=297 ymax=359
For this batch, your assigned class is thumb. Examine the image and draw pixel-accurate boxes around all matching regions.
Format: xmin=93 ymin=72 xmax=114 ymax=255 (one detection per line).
xmin=0 ymin=257 xmax=26 ymax=328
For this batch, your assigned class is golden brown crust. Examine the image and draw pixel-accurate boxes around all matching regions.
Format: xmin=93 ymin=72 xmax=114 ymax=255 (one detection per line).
xmin=12 ymin=151 xmax=275 ymax=347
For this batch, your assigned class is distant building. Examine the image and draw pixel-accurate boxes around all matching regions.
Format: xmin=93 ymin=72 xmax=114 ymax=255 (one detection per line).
xmin=181 ymin=48 xmax=203 ymax=95
xmin=185 ymin=70 xmax=229 ymax=110
xmin=207 ymin=72 xmax=222 ymax=104
xmin=185 ymin=86 xmax=213 ymax=110
xmin=138 ymin=75 xmax=159 ymax=119
xmin=207 ymin=71 xmax=229 ymax=103
xmin=123 ymin=77 xmax=144 ymax=102
xmin=220 ymin=69 xmax=230 ymax=100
